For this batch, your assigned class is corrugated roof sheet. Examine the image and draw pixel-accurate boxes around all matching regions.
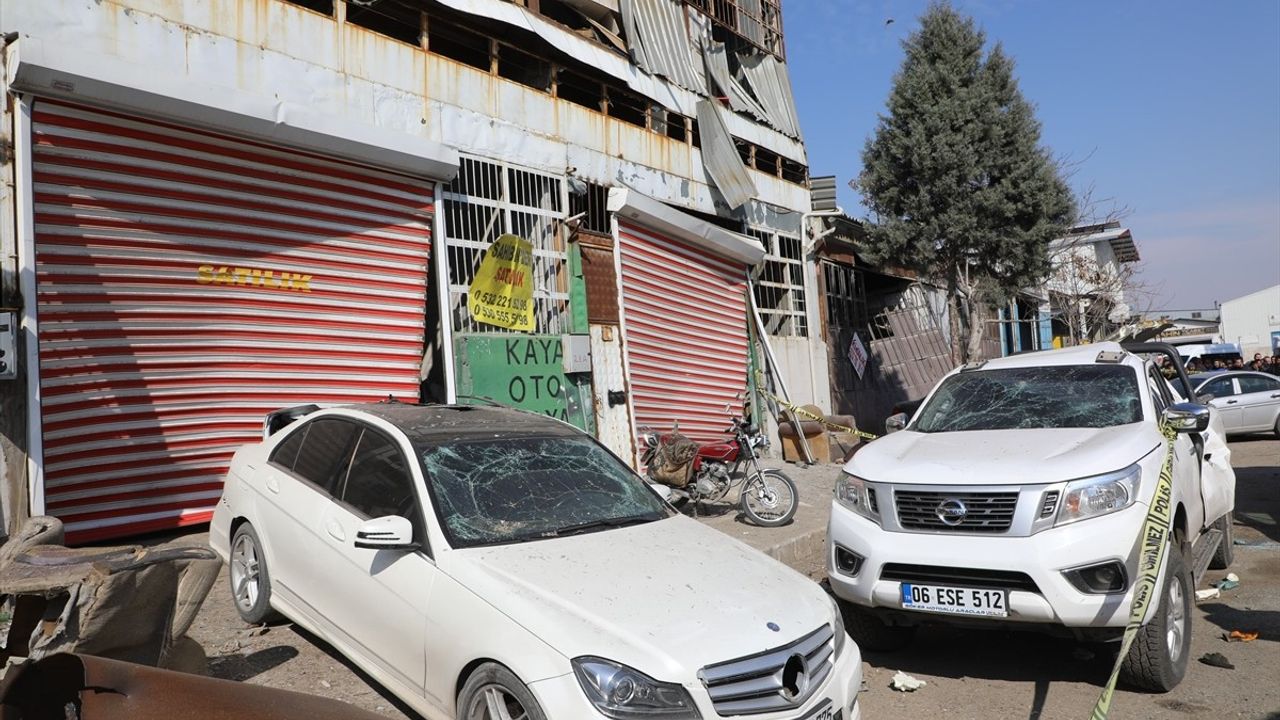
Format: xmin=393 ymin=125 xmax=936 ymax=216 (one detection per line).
xmin=695 ymin=99 xmax=757 ymax=209
xmin=738 ymin=52 xmax=803 ymax=139
xmin=620 ymin=0 xmax=707 ymax=95
xmin=703 ymin=41 xmax=769 ymax=122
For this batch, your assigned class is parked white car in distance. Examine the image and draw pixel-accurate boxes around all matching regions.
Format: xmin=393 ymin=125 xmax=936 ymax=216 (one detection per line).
xmin=1191 ymin=371 xmax=1280 ymax=437
xmin=211 ymin=402 xmax=862 ymax=720
xmin=827 ymin=342 xmax=1235 ymax=693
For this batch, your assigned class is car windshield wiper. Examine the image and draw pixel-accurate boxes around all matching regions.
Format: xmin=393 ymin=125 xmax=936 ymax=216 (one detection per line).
xmin=543 ymin=513 xmax=660 ymax=538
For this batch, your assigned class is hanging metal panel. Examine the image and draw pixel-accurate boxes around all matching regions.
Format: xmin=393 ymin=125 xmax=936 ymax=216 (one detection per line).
xmin=31 ymin=99 xmax=435 ymax=543
xmin=617 ymin=221 xmax=750 ymax=442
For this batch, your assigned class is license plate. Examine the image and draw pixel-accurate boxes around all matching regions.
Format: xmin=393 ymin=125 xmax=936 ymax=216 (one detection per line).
xmin=799 ymin=699 xmax=840 ymax=720
xmin=900 ymin=583 xmax=1008 ymax=617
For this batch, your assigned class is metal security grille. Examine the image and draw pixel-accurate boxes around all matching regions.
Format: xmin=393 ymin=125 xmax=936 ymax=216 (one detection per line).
xmin=31 ymin=99 xmax=435 ymax=543
xmin=894 ymin=491 xmax=1019 ymax=533
xmin=616 ymin=221 xmax=750 ymax=442
xmin=749 ymin=228 xmax=806 ymax=337
xmin=441 ymin=156 xmax=570 ymax=334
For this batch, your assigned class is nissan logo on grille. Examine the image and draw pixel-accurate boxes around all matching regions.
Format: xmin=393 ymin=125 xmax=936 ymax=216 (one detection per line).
xmin=936 ymin=498 xmax=968 ymax=526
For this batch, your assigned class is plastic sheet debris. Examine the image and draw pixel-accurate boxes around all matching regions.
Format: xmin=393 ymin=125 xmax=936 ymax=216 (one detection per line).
xmin=1224 ymin=630 xmax=1259 ymax=643
xmin=890 ymin=670 xmax=927 ymax=692
xmin=1198 ymin=652 xmax=1234 ymax=669
xmin=1215 ymin=573 xmax=1240 ymax=591
xmin=1195 ymin=587 xmax=1221 ymax=602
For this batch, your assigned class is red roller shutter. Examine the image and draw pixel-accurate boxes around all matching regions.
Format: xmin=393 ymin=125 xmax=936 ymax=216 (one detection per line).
xmin=616 ymin=221 xmax=750 ymax=443
xmin=31 ymin=99 xmax=435 ymax=543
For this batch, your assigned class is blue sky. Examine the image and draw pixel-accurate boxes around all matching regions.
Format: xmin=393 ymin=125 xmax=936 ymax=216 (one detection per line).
xmin=783 ymin=0 xmax=1280 ymax=312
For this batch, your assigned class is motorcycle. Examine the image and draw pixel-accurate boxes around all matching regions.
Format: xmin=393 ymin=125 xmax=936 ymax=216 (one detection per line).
xmin=640 ymin=416 xmax=799 ymax=527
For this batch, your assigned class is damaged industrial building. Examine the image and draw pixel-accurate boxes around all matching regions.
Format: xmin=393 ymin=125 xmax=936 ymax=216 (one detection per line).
xmin=0 ymin=0 xmax=858 ymax=543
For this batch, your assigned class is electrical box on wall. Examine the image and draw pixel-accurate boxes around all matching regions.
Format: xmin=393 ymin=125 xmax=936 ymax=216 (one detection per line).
xmin=0 ymin=311 xmax=17 ymax=381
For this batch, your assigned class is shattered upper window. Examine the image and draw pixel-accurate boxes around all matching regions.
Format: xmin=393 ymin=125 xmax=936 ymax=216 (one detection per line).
xmin=419 ymin=436 xmax=668 ymax=547
xmin=913 ymin=365 xmax=1143 ymax=433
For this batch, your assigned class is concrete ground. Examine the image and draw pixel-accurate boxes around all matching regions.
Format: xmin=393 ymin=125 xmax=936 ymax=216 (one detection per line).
xmin=179 ymin=437 xmax=1279 ymax=719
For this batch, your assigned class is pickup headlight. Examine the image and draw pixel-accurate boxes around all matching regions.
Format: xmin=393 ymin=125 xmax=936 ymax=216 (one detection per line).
xmin=835 ymin=474 xmax=880 ymax=523
xmin=572 ymin=657 xmax=701 ymax=719
xmin=1055 ymin=464 xmax=1141 ymax=526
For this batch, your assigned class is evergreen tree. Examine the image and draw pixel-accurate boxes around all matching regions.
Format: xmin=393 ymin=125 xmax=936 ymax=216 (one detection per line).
xmin=857 ymin=2 xmax=1075 ymax=361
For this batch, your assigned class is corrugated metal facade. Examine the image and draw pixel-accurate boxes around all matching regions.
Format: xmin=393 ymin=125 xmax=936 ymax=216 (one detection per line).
xmin=31 ymin=100 xmax=434 ymax=543
xmin=617 ymin=221 xmax=749 ymax=442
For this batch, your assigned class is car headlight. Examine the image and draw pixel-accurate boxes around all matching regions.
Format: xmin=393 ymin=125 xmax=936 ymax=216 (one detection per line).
xmin=1055 ymin=464 xmax=1141 ymax=526
xmin=829 ymin=596 xmax=847 ymax=659
xmin=835 ymin=473 xmax=880 ymax=523
xmin=572 ymin=657 xmax=701 ymax=719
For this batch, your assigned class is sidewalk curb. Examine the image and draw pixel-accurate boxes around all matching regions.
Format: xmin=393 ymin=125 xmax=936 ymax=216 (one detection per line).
xmin=762 ymin=525 xmax=827 ymax=572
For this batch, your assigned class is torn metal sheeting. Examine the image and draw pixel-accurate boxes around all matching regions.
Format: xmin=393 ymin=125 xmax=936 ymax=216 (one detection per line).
xmin=620 ymin=0 xmax=708 ymax=94
xmin=737 ymin=52 xmax=803 ymax=139
xmin=0 ymin=653 xmax=386 ymax=720
xmin=695 ymin=100 xmax=758 ymax=210
xmin=703 ymin=41 xmax=770 ymax=122
xmin=0 ymin=517 xmax=220 ymax=670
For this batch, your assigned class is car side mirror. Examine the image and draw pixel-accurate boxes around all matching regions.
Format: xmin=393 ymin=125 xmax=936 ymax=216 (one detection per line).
xmin=354 ymin=515 xmax=418 ymax=551
xmin=885 ymin=412 xmax=909 ymax=434
xmin=1163 ymin=402 xmax=1210 ymax=434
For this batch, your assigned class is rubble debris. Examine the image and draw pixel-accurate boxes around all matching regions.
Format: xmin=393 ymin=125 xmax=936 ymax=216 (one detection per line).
xmin=1215 ymin=573 xmax=1240 ymax=592
xmin=1195 ymin=587 xmax=1221 ymax=601
xmin=0 ymin=516 xmax=220 ymax=670
xmin=1224 ymin=630 xmax=1259 ymax=643
xmin=1197 ymin=652 xmax=1235 ymax=670
xmin=0 ymin=653 xmax=386 ymax=719
xmin=890 ymin=670 xmax=927 ymax=692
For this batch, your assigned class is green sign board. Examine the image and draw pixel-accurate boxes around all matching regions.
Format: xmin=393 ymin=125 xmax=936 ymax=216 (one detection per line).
xmin=453 ymin=334 xmax=594 ymax=432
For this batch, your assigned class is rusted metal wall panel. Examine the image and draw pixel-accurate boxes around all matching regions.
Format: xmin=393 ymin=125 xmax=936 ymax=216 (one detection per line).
xmin=617 ymin=220 xmax=749 ymax=442
xmin=695 ymin=100 xmax=756 ymax=209
xmin=580 ymin=242 xmax=622 ymax=324
xmin=620 ymin=0 xmax=708 ymax=94
xmin=31 ymin=99 xmax=433 ymax=543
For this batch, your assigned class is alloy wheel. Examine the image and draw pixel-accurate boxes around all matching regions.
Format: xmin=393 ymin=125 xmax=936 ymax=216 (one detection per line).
xmin=466 ymin=685 xmax=530 ymax=720
xmin=230 ymin=533 xmax=261 ymax=613
xmin=1165 ymin=577 xmax=1186 ymax=664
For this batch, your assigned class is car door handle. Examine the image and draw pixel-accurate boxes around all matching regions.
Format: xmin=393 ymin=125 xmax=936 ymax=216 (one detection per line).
xmin=265 ymin=476 xmax=280 ymax=494
xmin=1271 ymin=393 xmax=1280 ymax=398
xmin=1225 ymin=400 xmax=1238 ymax=404
xmin=325 ymin=519 xmax=345 ymax=542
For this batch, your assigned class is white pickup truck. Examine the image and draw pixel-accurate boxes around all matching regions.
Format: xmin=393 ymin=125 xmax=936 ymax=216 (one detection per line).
xmin=827 ymin=341 xmax=1236 ymax=691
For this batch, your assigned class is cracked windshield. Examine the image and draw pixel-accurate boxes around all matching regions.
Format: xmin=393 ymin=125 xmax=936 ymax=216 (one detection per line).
xmin=914 ymin=365 xmax=1143 ymax=432
xmin=421 ymin=436 xmax=668 ymax=547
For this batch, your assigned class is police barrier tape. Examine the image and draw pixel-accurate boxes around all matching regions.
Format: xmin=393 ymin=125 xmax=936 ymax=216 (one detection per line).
xmin=1090 ymin=422 xmax=1178 ymax=719
xmin=753 ymin=371 xmax=880 ymax=441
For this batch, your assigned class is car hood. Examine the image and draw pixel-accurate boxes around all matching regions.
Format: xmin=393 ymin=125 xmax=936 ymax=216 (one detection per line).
xmin=442 ymin=516 xmax=833 ymax=681
xmin=850 ymin=423 xmax=1163 ymax=485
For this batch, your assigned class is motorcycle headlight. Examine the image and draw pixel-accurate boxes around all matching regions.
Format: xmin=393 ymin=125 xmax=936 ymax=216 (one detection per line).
xmin=1055 ymin=464 xmax=1141 ymax=526
xmin=572 ymin=657 xmax=701 ymax=719
xmin=835 ymin=473 xmax=880 ymax=523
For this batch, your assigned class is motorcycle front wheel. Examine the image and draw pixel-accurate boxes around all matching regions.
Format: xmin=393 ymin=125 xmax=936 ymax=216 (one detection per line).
xmin=739 ymin=470 xmax=798 ymax=527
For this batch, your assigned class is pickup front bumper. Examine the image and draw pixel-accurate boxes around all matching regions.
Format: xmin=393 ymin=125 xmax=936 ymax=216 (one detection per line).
xmin=827 ymin=500 xmax=1167 ymax=629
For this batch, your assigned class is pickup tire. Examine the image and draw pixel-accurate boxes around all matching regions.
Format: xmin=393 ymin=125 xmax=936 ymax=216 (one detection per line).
xmin=1120 ymin=547 xmax=1192 ymax=692
xmin=1208 ymin=513 xmax=1234 ymax=570
xmin=839 ymin=602 xmax=916 ymax=652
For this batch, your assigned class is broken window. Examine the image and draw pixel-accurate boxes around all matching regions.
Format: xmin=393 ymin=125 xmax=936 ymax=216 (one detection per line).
xmin=915 ymin=366 xmax=1144 ymax=432
xmin=685 ymin=0 xmax=785 ymax=59
xmin=781 ymin=157 xmax=808 ymax=185
xmin=749 ymin=227 xmax=807 ymax=337
xmin=754 ymin=145 xmax=780 ymax=176
xmin=283 ymin=0 xmax=334 ymax=16
xmin=345 ymin=0 xmax=421 ymax=46
xmin=419 ymin=436 xmax=668 ymax=548
xmin=443 ymin=156 xmax=572 ymax=334
xmin=556 ymin=67 xmax=605 ymax=111
xmin=428 ymin=17 xmax=491 ymax=70
xmin=651 ymin=107 xmax=689 ymax=142
xmin=569 ymin=179 xmax=612 ymax=235
xmin=498 ymin=44 xmax=552 ymax=92
xmin=606 ymin=86 xmax=649 ymax=128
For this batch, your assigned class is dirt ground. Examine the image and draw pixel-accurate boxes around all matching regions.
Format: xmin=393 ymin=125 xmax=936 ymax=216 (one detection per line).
xmin=182 ymin=436 xmax=1280 ymax=720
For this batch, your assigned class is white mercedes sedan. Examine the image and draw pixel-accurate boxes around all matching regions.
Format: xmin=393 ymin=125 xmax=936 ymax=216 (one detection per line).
xmin=210 ymin=401 xmax=862 ymax=720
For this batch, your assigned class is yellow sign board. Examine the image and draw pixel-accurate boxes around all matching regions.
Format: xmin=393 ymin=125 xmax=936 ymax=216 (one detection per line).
xmin=467 ymin=233 xmax=535 ymax=331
